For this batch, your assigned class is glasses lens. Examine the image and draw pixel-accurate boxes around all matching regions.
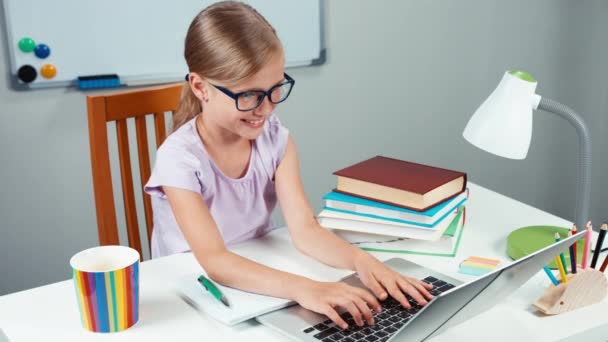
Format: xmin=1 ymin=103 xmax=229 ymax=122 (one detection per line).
xmin=237 ymin=91 xmax=265 ymax=111
xmin=270 ymin=82 xmax=293 ymax=104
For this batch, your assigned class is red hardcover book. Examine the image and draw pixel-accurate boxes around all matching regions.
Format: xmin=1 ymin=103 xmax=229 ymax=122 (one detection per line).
xmin=333 ymin=156 xmax=467 ymax=212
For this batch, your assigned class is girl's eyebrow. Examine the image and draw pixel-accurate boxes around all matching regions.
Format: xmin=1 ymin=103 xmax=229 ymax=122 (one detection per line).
xmin=238 ymin=77 xmax=286 ymax=92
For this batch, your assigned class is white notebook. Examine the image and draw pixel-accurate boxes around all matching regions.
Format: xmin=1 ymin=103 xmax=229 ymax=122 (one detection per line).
xmin=173 ymin=271 xmax=294 ymax=326
xmin=172 ymin=228 xmax=352 ymax=326
xmin=317 ymin=209 xmax=457 ymax=240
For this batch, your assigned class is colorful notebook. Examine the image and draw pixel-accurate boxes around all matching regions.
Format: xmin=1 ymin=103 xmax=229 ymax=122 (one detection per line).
xmin=317 ymin=207 xmax=458 ymax=241
xmin=334 ymin=206 xmax=466 ymax=257
xmin=323 ymin=191 xmax=468 ymax=227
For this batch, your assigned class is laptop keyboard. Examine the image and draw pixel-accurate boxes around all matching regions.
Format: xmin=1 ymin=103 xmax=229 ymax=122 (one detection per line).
xmin=302 ymin=276 xmax=455 ymax=342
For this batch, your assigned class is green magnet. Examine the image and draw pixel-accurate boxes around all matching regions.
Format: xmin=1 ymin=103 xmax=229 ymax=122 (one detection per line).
xmin=18 ymin=37 xmax=36 ymax=53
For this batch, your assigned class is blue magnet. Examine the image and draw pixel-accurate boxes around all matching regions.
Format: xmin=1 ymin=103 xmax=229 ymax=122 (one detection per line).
xmin=34 ymin=44 xmax=51 ymax=59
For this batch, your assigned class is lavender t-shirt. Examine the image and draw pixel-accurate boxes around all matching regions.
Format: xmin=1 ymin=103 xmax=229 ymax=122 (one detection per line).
xmin=144 ymin=114 xmax=289 ymax=258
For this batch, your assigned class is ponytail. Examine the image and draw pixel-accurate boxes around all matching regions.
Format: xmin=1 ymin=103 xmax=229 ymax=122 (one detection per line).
xmin=172 ymin=82 xmax=202 ymax=133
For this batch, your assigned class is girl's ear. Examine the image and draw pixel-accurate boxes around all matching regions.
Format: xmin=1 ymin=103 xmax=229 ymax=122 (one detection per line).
xmin=188 ymin=72 xmax=209 ymax=102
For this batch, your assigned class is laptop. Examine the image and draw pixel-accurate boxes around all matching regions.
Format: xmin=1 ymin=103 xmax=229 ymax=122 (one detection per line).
xmin=257 ymin=230 xmax=585 ymax=342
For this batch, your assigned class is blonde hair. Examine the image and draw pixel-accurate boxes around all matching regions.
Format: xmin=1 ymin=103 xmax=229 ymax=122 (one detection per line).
xmin=172 ymin=1 xmax=283 ymax=132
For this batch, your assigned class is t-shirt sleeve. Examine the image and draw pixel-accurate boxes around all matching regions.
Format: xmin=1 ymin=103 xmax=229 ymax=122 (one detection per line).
xmin=144 ymin=144 xmax=202 ymax=198
xmin=265 ymin=114 xmax=289 ymax=171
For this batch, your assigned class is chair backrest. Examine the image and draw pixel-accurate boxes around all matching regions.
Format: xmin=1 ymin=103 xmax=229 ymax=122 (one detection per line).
xmin=87 ymin=83 xmax=183 ymax=258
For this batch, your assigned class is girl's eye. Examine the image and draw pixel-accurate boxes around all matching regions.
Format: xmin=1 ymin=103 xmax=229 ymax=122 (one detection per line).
xmin=241 ymin=91 xmax=258 ymax=100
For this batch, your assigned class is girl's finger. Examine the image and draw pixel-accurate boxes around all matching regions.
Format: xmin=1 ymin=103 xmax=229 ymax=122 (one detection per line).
xmin=338 ymin=299 xmax=364 ymax=327
xmin=397 ymin=278 xmax=427 ymax=305
xmin=352 ymin=286 xmax=381 ymax=312
xmin=350 ymin=295 xmax=374 ymax=325
xmin=421 ymin=280 xmax=434 ymax=290
xmin=404 ymin=277 xmax=434 ymax=301
xmin=322 ymin=305 xmax=348 ymax=329
xmin=381 ymin=279 xmax=411 ymax=309
xmin=359 ymin=271 xmax=388 ymax=301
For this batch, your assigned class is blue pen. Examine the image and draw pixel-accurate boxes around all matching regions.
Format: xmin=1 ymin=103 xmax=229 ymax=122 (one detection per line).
xmin=543 ymin=266 xmax=559 ymax=286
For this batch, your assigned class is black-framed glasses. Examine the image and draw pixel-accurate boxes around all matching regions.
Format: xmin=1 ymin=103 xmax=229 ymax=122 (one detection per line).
xmin=211 ymin=73 xmax=295 ymax=111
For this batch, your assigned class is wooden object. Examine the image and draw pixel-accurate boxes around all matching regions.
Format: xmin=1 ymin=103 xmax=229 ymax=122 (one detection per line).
xmin=533 ymin=269 xmax=608 ymax=315
xmin=87 ymin=83 xmax=182 ymax=258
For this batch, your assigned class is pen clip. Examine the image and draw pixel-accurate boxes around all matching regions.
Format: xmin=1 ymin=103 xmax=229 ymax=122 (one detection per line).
xmin=197 ymin=275 xmax=209 ymax=291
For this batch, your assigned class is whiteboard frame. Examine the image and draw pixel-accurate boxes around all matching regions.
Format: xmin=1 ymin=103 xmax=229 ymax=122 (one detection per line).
xmin=1 ymin=0 xmax=326 ymax=91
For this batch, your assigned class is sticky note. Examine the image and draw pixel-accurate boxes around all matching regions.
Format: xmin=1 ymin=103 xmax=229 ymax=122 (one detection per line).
xmin=458 ymin=256 xmax=500 ymax=276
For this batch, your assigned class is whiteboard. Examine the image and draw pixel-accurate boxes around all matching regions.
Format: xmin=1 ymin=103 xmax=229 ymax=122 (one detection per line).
xmin=2 ymin=0 xmax=323 ymax=89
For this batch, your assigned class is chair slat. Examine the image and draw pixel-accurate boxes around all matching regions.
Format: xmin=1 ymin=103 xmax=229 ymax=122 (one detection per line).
xmin=86 ymin=83 xmax=182 ymax=259
xmin=87 ymin=97 xmax=120 ymax=245
xmin=105 ymin=84 xmax=182 ymax=121
xmin=154 ymin=112 xmax=166 ymax=149
xmin=116 ymin=119 xmax=143 ymax=257
xmin=135 ymin=116 xmax=154 ymax=247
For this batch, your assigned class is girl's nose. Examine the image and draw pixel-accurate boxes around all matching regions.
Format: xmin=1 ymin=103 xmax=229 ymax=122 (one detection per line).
xmin=254 ymin=96 xmax=276 ymax=116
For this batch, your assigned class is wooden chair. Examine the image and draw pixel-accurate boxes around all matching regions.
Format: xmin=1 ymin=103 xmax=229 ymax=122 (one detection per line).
xmin=87 ymin=83 xmax=183 ymax=258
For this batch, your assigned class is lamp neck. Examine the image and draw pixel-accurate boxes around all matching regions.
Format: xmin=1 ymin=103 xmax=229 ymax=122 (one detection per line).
xmin=537 ymin=97 xmax=592 ymax=230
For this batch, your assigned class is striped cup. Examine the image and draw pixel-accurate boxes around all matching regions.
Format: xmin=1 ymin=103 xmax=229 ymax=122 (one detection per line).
xmin=70 ymin=245 xmax=140 ymax=333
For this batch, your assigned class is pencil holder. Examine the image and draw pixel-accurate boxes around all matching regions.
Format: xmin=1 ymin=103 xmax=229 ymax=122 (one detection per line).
xmin=533 ymin=269 xmax=608 ymax=315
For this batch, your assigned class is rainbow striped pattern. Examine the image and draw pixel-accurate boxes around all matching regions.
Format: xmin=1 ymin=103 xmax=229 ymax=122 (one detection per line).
xmin=72 ymin=261 xmax=139 ymax=332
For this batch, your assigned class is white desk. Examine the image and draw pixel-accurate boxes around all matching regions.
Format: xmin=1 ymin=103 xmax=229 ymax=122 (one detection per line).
xmin=1 ymin=183 xmax=607 ymax=342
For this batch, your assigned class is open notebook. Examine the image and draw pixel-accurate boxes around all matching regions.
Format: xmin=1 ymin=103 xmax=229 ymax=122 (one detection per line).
xmin=172 ymin=228 xmax=353 ymax=326
xmin=173 ymin=271 xmax=294 ymax=326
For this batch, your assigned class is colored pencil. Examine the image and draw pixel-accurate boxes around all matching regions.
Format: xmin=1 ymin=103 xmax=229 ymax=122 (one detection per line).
xmin=590 ymin=223 xmax=607 ymax=268
xmin=555 ymin=233 xmax=568 ymax=274
xmin=570 ymin=225 xmax=577 ymax=274
xmin=555 ymin=256 xmax=568 ymax=283
xmin=600 ymin=253 xmax=608 ymax=273
xmin=582 ymin=221 xmax=592 ymax=269
xmin=543 ymin=266 xmax=559 ymax=286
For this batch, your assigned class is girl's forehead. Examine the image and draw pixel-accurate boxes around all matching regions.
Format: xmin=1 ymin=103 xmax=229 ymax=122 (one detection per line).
xmin=235 ymin=55 xmax=285 ymax=90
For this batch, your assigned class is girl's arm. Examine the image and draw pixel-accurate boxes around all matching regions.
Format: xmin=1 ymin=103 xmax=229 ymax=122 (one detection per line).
xmin=164 ymin=186 xmax=306 ymax=298
xmin=163 ymin=185 xmax=379 ymax=328
xmin=275 ymin=136 xmax=433 ymax=308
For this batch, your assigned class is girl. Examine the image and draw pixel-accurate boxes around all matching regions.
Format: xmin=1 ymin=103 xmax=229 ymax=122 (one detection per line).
xmin=145 ymin=1 xmax=433 ymax=329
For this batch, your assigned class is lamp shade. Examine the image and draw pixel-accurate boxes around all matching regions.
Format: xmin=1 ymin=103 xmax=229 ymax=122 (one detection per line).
xmin=463 ymin=71 xmax=541 ymax=160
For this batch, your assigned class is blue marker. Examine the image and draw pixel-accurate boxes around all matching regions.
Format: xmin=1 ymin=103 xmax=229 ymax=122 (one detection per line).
xmin=77 ymin=74 xmax=121 ymax=90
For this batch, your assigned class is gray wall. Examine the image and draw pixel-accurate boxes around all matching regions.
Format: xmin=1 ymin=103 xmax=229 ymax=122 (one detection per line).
xmin=1 ymin=0 xmax=607 ymax=295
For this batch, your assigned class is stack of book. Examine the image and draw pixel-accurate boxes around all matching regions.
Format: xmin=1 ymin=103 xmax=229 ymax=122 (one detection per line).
xmin=317 ymin=156 xmax=468 ymax=256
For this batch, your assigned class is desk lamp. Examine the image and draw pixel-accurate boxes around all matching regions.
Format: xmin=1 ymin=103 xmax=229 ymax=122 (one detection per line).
xmin=463 ymin=70 xmax=591 ymax=262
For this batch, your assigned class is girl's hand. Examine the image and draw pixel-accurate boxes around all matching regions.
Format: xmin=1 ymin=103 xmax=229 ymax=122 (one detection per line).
xmin=354 ymin=253 xmax=434 ymax=309
xmin=293 ymin=279 xmax=382 ymax=329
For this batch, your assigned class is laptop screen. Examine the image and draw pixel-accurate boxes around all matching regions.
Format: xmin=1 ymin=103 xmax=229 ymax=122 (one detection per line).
xmin=392 ymin=230 xmax=585 ymax=341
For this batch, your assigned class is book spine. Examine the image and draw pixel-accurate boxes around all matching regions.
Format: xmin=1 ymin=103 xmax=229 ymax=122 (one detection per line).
xmin=323 ymin=198 xmax=467 ymax=229
xmin=317 ymin=217 xmax=440 ymax=240
xmin=325 ymin=200 xmax=435 ymax=224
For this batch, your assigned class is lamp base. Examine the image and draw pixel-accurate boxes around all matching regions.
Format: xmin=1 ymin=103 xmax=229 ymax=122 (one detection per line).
xmin=507 ymin=226 xmax=584 ymax=270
